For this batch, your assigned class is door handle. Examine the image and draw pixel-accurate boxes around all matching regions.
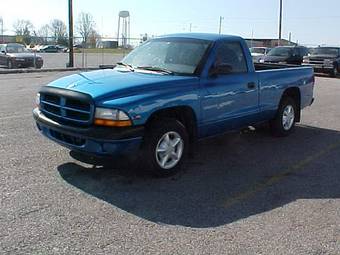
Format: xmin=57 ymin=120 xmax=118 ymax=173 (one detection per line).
xmin=247 ymin=82 xmax=256 ymax=89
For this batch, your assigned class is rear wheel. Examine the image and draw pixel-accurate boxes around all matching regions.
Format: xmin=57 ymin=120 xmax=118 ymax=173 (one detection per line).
xmin=140 ymin=118 xmax=188 ymax=177
xmin=270 ymin=97 xmax=297 ymax=137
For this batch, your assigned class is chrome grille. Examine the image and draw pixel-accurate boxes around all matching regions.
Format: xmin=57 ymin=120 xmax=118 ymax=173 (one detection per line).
xmin=40 ymin=93 xmax=93 ymax=126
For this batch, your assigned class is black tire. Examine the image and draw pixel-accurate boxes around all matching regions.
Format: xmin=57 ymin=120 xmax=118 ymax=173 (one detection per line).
xmin=140 ymin=118 xmax=189 ymax=177
xmin=270 ymin=97 xmax=298 ymax=137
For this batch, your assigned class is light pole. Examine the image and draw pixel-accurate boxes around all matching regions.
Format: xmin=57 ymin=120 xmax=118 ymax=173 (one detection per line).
xmin=219 ymin=16 xmax=224 ymax=34
xmin=278 ymin=0 xmax=283 ymax=46
xmin=68 ymin=0 xmax=74 ymax=67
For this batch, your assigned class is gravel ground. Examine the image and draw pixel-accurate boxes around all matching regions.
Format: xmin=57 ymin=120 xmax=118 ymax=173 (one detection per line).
xmin=0 ymin=72 xmax=339 ymax=254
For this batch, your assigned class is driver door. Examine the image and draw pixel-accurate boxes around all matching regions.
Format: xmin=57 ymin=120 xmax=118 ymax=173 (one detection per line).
xmin=200 ymin=41 xmax=259 ymax=137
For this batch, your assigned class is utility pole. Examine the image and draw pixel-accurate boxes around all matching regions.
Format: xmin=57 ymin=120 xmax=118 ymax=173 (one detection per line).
xmin=289 ymin=32 xmax=292 ymax=45
xmin=219 ymin=16 xmax=224 ymax=34
xmin=189 ymin=23 xmax=192 ymax=32
xmin=278 ymin=0 xmax=283 ymax=46
xmin=0 ymin=17 xmax=3 ymax=44
xmin=68 ymin=0 xmax=74 ymax=67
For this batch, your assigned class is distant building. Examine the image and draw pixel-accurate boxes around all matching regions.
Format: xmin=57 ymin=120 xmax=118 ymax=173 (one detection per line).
xmin=245 ymin=38 xmax=297 ymax=48
xmin=97 ymin=40 xmax=119 ymax=49
xmin=0 ymin=35 xmax=16 ymax=44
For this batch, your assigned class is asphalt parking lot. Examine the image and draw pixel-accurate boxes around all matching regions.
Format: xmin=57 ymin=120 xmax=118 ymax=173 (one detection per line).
xmin=0 ymin=72 xmax=339 ymax=254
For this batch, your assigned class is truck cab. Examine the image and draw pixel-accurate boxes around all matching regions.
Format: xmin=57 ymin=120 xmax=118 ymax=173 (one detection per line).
xmin=33 ymin=34 xmax=314 ymax=177
xmin=302 ymin=47 xmax=340 ymax=77
xmin=261 ymin=46 xmax=309 ymax=65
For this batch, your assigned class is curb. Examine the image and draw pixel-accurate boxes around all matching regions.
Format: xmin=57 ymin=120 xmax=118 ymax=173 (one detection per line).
xmin=0 ymin=67 xmax=101 ymax=75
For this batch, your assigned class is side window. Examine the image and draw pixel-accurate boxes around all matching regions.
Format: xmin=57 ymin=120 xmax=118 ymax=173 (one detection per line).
xmin=215 ymin=42 xmax=248 ymax=73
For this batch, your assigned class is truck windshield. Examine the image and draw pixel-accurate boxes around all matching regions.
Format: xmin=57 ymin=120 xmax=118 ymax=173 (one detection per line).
xmin=268 ymin=47 xmax=292 ymax=57
xmin=312 ymin=48 xmax=339 ymax=56
xmin=250 ymin=48 xmax=266 ymax=54
xmin=121 ymin=38 xmax=211 ymax=75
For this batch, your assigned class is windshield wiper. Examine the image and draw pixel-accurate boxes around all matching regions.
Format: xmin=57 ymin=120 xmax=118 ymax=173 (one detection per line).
xmin=136 ymin=66 xmax=174 ymax=75
xmin=116 ymin=62 xmax=135 ymax=71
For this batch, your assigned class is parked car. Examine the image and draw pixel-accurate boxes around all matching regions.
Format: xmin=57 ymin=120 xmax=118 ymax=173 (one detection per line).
xmin=250 ymin=47 xmax=271 ymax=63
xmin=0 ymin=43 xmax=43 ymax=69
xmin=260 ymin=46 xmax=309 ymax=65
xmin=39 ymin=45 xmax=62 ymax=53
xmin=302 ymin=47 xmax=340 ymax=77
xmin=33 ymin=34 xmax=314 ymax=177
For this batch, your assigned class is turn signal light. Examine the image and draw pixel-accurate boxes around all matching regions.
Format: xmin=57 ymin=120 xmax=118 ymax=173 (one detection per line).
xmin=94 ymin=119 xmax=132 ymax=127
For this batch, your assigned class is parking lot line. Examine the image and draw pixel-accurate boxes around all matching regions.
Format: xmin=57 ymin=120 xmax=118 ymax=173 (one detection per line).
xmin=223 ymin=140 xmax=340 ymax=208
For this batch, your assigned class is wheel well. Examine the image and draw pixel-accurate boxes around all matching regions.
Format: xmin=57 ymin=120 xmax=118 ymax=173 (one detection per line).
xmin=146 ymin=106 xmax=198 ymax=142
xmin=282 ymin=87 xmax=301 ymax=122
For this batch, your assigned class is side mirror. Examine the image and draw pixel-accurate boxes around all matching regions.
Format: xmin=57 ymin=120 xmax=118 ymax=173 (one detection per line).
xmin=1 ymin=50 xmax=6 ymax=54
xmin=209 ymin=63 xmax=233 ymax=77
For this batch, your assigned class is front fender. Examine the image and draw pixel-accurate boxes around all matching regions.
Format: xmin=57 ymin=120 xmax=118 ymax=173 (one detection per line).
xmin=96 ymin=84 xmax=201 ymax=126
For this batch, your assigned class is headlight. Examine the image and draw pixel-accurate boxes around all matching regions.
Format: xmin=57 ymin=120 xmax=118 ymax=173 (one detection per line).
xmin=35 ymin=93 xmax=40 ymax=107
xmin=259 ymin=59 xmax=265 ymax=63
xmin=94 ymin=107 xmax=132 ymax=127
xmin=303 ymin=58 xmax=309 ymax=63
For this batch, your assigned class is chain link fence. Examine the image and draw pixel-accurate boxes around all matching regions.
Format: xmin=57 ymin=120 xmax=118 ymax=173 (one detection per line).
xmin=1 ymin=35 xmax=143 ymax=69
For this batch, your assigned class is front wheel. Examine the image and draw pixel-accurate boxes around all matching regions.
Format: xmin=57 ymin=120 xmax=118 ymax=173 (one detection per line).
xmin=270 ymin=97 xmax=297 ymax=137
xmin=140 ymin=118 xmax=189 ymax=177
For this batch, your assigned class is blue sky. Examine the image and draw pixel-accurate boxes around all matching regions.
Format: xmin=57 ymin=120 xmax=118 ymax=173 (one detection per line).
xmin=1 ymin=0 xmax=340 ymax=45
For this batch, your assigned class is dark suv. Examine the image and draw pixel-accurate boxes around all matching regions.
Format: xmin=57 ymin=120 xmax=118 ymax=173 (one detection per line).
xmin=302 ymin=47 xmax=340 ymax=77
xmin=260 ymin=46 xmax=309 ymax=65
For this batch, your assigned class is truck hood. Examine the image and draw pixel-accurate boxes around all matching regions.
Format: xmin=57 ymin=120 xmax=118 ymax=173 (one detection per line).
xmin=47 ymin=69 xmax=198 ymax=101
xmin=307 ymin=54 xmax=337 ymax=60
xmin=7 ymin=52 xmax=42 ymax=58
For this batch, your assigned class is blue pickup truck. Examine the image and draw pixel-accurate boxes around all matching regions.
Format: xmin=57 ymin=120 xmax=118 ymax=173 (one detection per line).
xmin=33 ymin=34 xmax=314 ymax=176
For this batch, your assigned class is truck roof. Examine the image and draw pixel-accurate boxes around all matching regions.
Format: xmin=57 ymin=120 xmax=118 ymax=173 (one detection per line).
xmin=158 ymin=33 xmax=243 ymax=42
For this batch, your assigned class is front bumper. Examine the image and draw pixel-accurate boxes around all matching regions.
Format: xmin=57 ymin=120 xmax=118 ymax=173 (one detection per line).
xmin=33 ymin=108 xmax=144 ymax=157
xmin=302 ymin=63 xmax=333 ymax=73
xmin=13 ymin=59 xmax=43 ymax=68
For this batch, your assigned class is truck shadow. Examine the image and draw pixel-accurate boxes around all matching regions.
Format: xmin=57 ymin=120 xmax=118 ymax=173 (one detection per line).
xmin=57 ymin=125 xmax=340 ymax=228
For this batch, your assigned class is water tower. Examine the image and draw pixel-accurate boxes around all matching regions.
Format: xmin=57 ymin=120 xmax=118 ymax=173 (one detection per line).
xmin=117 ymin=11 xmax=130 ymax=48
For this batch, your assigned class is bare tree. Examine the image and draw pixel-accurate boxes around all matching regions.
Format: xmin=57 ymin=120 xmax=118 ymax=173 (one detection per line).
xmin=88 ymin=29 xmax=100 ymax=48
xmin=77 ymin=12 xmax=96 ymax=46
xmin=35 ymin=24 xmax=51 ymax=44
xmin=13 ymin=19 xmax=34 ymax=44
xmin=50 ymin=19 xmax=68 ymax=45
